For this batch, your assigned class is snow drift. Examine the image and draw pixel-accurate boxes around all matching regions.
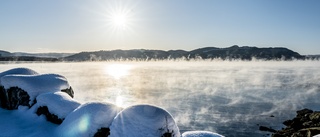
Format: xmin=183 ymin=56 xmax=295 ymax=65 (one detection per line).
xmin=57 ymin=102 xmax=122 ymax=137
xmin=1 ymin=73 xmax=71 ymax=105
xmin=182 ymin=131 xmax=224 ymax=137
xmin=35 ymin=92 xmax=81 ymax=124
xmin=0 ymin=68 xmax=74 ymax=110
xmin=110 ymin=104 xmax=181 ymax=137
xmin=0 ymin=67 xmax=38 ymax=83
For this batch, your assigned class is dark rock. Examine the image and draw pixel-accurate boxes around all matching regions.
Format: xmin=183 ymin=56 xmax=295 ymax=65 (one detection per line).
xmin=61 ymin=87 xmax=74 ymax=98
xmin=161 ymin=129 xmax=175 ymax=137
xmin=36 ymin=106 xmax=63 ymax=124
xmin=0 ymin=86 xmax=7 ymax=108
xmin=93 ymin=127 xmax=110 ymax=137
xmin=272 ymin=133 xmax=286 ymax=137
xmin=272 ymin=108 xmax=320 ymax=137
xmin=283 ymin=119 xmax=294 ymax=127
xmin=297 ymin=108 xmax=313 ymax=117
xmin=290 ymin=117 xmax=304 ymax=130
xmin=309 ymin=112 xmax=320 ymax=122
xmin=162 ymin=132 xmax=173 ymax=137
xmin=6 ymin=87 xmax=30 ymax=110
xmin=302 ymin=121 xmax=313 ymax=127
xmin=259 ymin=126 xmax=276 ymax=133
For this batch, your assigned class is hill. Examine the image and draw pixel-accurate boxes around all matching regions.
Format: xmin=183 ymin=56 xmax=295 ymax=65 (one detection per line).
xmin=0 ymin=50 xmax=74 ymax=61
xmin=63 ymin=45 xmax=305 ymax=61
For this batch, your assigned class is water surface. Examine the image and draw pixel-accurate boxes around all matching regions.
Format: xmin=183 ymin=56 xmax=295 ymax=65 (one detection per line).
xmin=1 ymin=61 xmax=320 ymax=137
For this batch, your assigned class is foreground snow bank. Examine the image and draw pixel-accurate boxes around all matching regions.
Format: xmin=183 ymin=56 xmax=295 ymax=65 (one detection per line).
xmin=0 ymin=68 xmax=38 ymax=84
xmin=0 ymin=68 xmax=74 ymax=110
xmin=110 ymin=104 xmax=181 ymax=137
xmin=1 ymin=74 xmax=70 ymax=105
xmin=57 ymin=102 xmax=122 ymax=137
xmin=182 ymin=131 xmax=224 ymax=137
xmin=35 ymin=92 xmax=81 ymax=124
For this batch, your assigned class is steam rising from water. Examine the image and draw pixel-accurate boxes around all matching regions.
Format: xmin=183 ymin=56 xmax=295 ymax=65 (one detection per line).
xmin=1 ymin=60 xmax=319 ymax=137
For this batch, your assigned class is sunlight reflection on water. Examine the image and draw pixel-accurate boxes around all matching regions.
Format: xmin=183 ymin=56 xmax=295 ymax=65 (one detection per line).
xmin=105 ymin=64 xmax=132 ymax=79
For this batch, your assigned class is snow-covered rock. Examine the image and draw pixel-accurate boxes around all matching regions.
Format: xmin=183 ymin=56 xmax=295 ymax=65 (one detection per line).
xmin=35 ymin=92 xmax=81 ymax=124
xmin=0 ymin=68 xmax=39 ymax=109
xmin=0 ymin=68 xmax=38 ymax=82
xmin=182 ymin=131 xmax=224 ymax=137
xmin=1 ymin=74 xmax=71 ymax=106
xmin=56 ymin=102 xmax=121 ymax=137
xmin=109 ymin=104 xmax=181 ymax=137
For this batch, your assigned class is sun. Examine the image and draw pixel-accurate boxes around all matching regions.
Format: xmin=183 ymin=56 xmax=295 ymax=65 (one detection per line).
xmin=105 ymin=4 xmax=134 ymax=31
xmin=111 ymin=13 xmax=128 ymax=29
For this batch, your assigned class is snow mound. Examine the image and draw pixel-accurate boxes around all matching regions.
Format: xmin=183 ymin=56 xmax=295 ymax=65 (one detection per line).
xmin=182 ymin=131 xmax=225 ymax=137
xmin=1 ymin=74 xmax=70 ymax=105
xmin=56 ymin=102 xmax=121 ymax=137
xmin=109 ymin=104 xmax=181 ymax=137
xmin=36 ymin=92 xmax=81 ymax=119
xmin=0 ymin=68 xmax=38 ymax=85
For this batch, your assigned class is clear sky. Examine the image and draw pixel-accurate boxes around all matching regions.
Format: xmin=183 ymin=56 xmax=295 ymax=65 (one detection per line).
xmin=0 ymin=0 xmax=319 ymax=54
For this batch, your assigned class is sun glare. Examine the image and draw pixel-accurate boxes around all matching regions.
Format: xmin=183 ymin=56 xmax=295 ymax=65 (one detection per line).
xmin=116 ymin=96 xmax=124 ymax=107
xmin=111 ymin=13 xmax=128 ymax=29
xmin=106 ymin=64 xmax=132 ymax=79
xmin=104 ymin=2 xmax=135 ymax=32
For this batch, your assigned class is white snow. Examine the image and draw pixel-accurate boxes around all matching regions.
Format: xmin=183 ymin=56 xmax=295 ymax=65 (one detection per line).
xmin=1 ymin=74 xmax=70 ymax=105
xmin=109 ymin=104 xmax=181 ymax=137
xmin=0 ymin=107 xmax=58 ymax=137
xmin=0 ymin=68 xmax=38 ymax=85
xmin=56 ymin=102 xmax=122 ymax=137
xmin=182 ymin=131 xmax=225 ymax=137
xmin=36 ymin=92 xmax=81 ymax=119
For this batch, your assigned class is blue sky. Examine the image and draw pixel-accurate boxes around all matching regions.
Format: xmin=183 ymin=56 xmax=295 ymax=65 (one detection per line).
xmin=0 ymin=0 xmax=319 ymax=54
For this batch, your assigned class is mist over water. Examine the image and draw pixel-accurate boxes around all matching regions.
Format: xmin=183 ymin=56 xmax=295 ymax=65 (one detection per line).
xmin=1 ymin=60 xmax=320 ymax=137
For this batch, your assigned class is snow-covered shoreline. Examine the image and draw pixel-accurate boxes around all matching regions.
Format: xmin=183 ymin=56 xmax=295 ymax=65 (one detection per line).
xmin=0 ymin=68 xmax=224 ymax=137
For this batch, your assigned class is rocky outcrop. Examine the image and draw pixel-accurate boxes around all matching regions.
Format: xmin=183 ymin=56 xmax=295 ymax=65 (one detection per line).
xmin=271 ymin=108 xmax=320 ymax=137
xmin=93 ymin=127 xmax=110 ymax=137
xmin=6 ymin=87 xmax=31 ymax=110
xmin=61 ymin=87 xmax=74 ymax=98
xmin=0 ymin=86 xmax=31 ymax=110
xmin=36 ymin=106 xmax=64 ymax=124
xmin=0 ymin=86 xmax=7 ymax=108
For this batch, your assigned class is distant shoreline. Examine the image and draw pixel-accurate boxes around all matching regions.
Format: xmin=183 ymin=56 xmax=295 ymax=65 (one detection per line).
xmin=1 ymin=46 xmax=320 ymax=62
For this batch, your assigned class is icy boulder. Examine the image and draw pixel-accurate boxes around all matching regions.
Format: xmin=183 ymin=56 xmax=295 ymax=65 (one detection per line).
xmin=0 ymin=68 xmax=38 ymax=82
xmin=1 ymin=74 xmax=72 ymax=107
xmin=109 ymin=104 xmax=181 ymax=137
xmin=182 ymin=131 xmax=224 ymax=137
xmin=56 ymin=102 xmax=122 ymax=137
xmin=35 ymin=92 xmax=81 ymax=124
xmin=0 ymin=68 xmax=38 ymax=108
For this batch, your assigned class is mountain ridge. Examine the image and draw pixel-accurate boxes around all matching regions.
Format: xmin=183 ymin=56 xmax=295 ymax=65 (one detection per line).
xmin=63 ymin=45 xmax=306 ymax=61
xmin=0 ymin=50 xmax=74 ymax=58
xmin=1 ymin=46 xmax=319 ymax=61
